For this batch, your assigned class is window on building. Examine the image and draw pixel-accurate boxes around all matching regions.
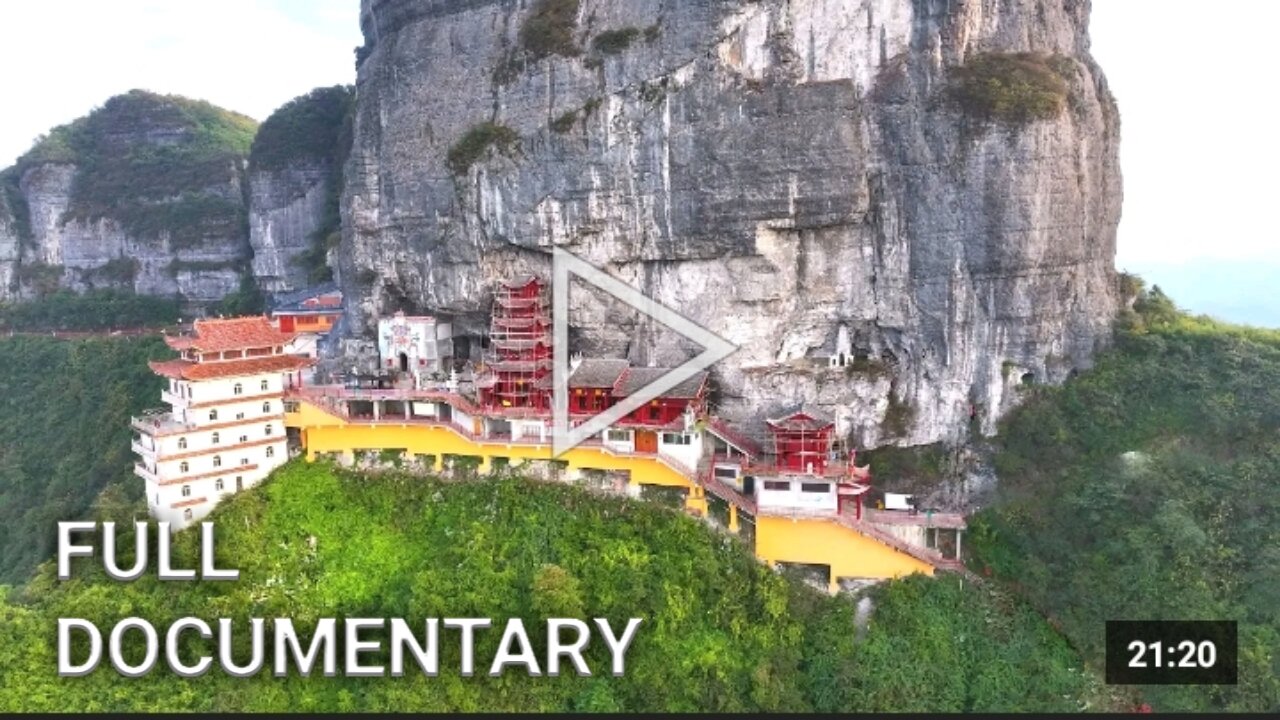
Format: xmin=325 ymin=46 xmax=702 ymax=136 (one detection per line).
xmin=234 ymin=383 xmax=243 ymax=395
xmin=266 ymin=446 xmax=275 ymax=458
xmin=239 ymin=435 xmax=248 ymax=443
xmin=183 ymin=508 xmax=193 ymax=521
xmin=180 ymin=461 xmax=189 ymax=473
xmin=213 ymin=455 xmax=222 ymax=468
xmin=801 ymin=482 xmax=830 ymax=493
xmin=284 ymin=400 xmax=300 ymax=413
xmin=763 ymin=480 xmax=790 ymax=491
xmin=209 ymin=409 xmax=218 ymax=422
xmin=662 ymin=433 xmax=690 ymax=445
xmin=236 ymin=476 xmax=243 ymax=491
xmin=265 ymin=424 xmax=273 ymax=436
xmin=212 ymin=432 xmax=221 ymax=445
xmin=260 ymin=379 xmax=269 ymax=391
xmin=215 ymin=479 xmax=224 ymax=492
xmin=240 ymin=458 xmax=249 ymax=466
xmin=177 ymin=437 xmax=187 ymax=450
xmin=263 ymin=401 xmax=271 ymax=413
xmin=236 ymin=412 xmax=245 ymax=420
xmin=606 ymin=429 xmax=631 ymax=442
xmin=181 ymin=484 xmax=191 ymax=497
xmin=649 ymin=404 xmax=662 ymax=420
xmin=714 ymin=466 xmax=739 ymax=480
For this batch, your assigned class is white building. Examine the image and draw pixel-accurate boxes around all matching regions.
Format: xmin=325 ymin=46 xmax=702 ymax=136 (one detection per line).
xmin=377 ymin=311 xmax=453 ymax=385
xmin=132 ymin=316 xmax=313 ymax=530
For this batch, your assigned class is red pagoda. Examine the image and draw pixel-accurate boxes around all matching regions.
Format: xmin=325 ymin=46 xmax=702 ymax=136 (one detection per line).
xmin=477 ymin=276 xmax=552 ymax=411
xmin=765 ymin=411 xmax=836 ymax=474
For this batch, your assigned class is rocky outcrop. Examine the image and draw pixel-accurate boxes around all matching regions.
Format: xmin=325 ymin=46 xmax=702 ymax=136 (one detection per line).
xmin=248 ymin=163 xmax=333 ymax=294
xmin=0 ymin=91 xmax=256 ymax=307
xmin=337 ymin=0 xmax=1122 ymax=448
xmin=15 ymin=161 xmax=248 ymax=303
xmin=246 ymin=85 xmax=353 ymax=297
xmin=0 ymin=187 xmax=18 ymax=295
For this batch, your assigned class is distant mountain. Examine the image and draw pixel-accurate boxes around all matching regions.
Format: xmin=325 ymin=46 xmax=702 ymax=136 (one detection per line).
xmin=1123 ymin=258 xmax=1280 ymax=329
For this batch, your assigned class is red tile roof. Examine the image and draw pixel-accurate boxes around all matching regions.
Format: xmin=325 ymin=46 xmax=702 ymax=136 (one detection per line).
xmin=164 ymin=316 xmax=297 ymax=353
xmin=766 ymin=411 xmax=834 ymax=432
xmin=149 ymin=355 xmax=313 ymax=381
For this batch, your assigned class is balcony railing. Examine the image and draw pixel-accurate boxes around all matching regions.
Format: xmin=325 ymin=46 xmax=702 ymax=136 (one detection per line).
xmin=134 ymin=462 xmax=160 ymax=483
xmin=131 ymin=410 xmax=194 ymax=437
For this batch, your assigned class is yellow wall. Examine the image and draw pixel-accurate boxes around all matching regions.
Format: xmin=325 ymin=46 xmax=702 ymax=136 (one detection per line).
xmin=288 ymin=399 xmax=938 ymax=589
xmin=754 ymin=515 xmax=934 ymax=592
xmin=288 ymin=399 xmax=703 ymax=513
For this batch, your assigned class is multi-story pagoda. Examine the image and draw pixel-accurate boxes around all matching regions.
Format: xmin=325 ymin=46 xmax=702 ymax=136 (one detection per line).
xmin=477 ymin=276 xmax=552 ymax=412
xmin=131 ymin=316 xmax=313 ymax=529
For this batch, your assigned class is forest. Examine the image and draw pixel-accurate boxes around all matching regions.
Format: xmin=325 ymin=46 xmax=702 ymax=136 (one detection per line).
xmin=0 ymin=334 xmax=169 ymax=583
xmin=0 ymin=462 xmax=1103 ymax=712
xmin=971 ymin=286 xmax=1280 ymax=712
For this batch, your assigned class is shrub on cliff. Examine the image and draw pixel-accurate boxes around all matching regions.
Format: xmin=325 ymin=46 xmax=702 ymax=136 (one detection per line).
xmin=447 ymin=123 xmax=520 ymax=174
xmin=519 ymin=0 xmax=582 ymax=60
xmin=947 ymin=53 xmax=1072 ymax=123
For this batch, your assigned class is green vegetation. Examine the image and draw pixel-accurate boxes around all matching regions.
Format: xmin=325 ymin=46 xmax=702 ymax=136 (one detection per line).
xmin=0 ymin=290 xmax=179 ymax=332
xmin=447 ymin=122 xmax=520 ymax=175
xmin=947 ymin=53 xmax=1072 ymax=123
xmin=518 ymin=0 xmax=582 ymax=61
xmin=10 ymin=90 xmax=256 ymax=246
xmin=213 ymin=274 xmax=265 ymax=317
xmin=81 ymin=257 xmax=139 ymax=286
xmin=250 ymin=86 xmax=354 ymax=170
xmin=0 ymin=334 xmax=171 ymax=584
xmin=592 ymin=27 xmax=640 ymax=55
xmin=881 ymin=391 xmax=914 ymax=438
xmin=550 ymin=110 xmax=580 ymax=134
xmin=860 ymin=443 xmax=950 ymax=493
xmin=970 ymin=286 xmax=1280 ymax=712
xmin=0 ymin=462 xmax=1101 ymax=712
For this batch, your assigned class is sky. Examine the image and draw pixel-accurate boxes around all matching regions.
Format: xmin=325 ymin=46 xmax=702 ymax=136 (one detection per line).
xmin=0 ymin=1 xmax=1275 ymax=325
xmin=0 ymin=0 xmax=361 ymax=164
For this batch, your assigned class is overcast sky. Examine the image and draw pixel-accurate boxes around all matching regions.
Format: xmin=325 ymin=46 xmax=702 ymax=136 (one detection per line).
xmin=0 ymin=1 xmax=1275 ymax=322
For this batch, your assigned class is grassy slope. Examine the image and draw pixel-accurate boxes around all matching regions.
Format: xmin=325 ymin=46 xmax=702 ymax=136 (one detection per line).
xmin=971 ymin=289 xmax=1280 ymax=712
xmin=0 ymin=335 xmax=170 ymax=584
xmin=0 ymin=463 xmax=1101 ymax=713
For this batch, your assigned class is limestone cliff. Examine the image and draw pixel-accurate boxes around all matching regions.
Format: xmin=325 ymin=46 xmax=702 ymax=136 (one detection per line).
xmin=337 ymin=0 xmax=1123 ymax=447
xmin=247 ymin=86 xmax=354 ymax=295
xmin=0 ymin=92 xmax=260 ymax=305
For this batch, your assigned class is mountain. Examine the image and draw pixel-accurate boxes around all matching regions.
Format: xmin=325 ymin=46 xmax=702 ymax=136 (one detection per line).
xmin=334 ymin=0 xmax=1122 ymax=447
xmin=0 ymin=87 xmax=353 ymax=311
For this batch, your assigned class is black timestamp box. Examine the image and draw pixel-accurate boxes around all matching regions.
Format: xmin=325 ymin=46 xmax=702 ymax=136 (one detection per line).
xmin=1105 ymin=620 xmax=1238 ymax=685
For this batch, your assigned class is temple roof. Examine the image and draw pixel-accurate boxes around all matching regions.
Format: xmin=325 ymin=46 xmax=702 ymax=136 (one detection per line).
xmin=165 ymin=316 xmax=297 ymax=353
xmin=765 ymin=410 xmax=834 ymax=433
xmin=270 ymin=283 xmax=343 ymax=315
xmin=613 ymin=367 xmax=709 ymax=399
xmin=567 ymin=359 xmax=629 ymax=389
xmin=149 ymin=355 xmax=313 ymax=381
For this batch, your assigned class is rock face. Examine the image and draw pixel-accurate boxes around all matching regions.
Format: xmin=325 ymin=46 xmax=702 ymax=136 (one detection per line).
xmin=15 ymin=162 xmax=248 ymax=304
xmin=339 ymin=0 xmax=1122 ymax=447
xmin=0 ymin=91 xmax=258 ymax=306
xmin=248 ymin=163 xmax=333 ymax=294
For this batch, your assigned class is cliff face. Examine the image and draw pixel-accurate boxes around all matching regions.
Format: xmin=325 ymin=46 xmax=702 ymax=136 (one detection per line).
xmin=340 ymin=0 xmax=1122 ymax=447
xmin=248 ymin=163 xmax=333 ymax=293
xmin=247 ymin=85 xmax=353 ymax=295
xmin=1 ymin=91 xmax=257 ymax=305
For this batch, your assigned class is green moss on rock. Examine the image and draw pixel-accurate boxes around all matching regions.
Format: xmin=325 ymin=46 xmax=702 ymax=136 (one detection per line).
xmin=947 ymin=53 xmax=1072 ymax=123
